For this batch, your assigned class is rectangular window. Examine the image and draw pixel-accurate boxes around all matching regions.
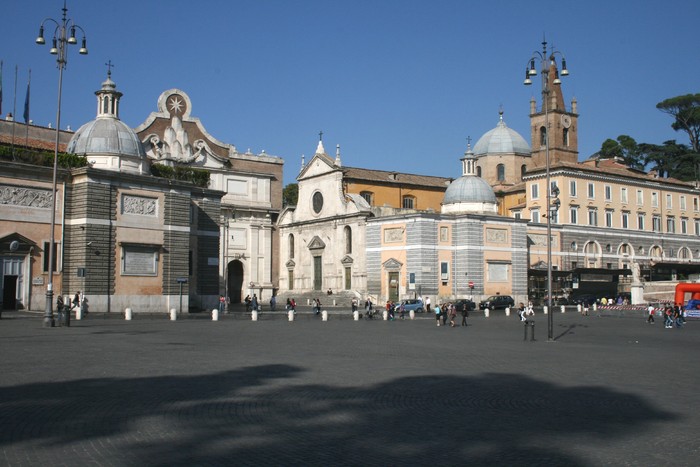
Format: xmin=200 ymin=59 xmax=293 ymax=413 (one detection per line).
xmin=604 ymin=185 xmax=612 ymax=201
xmin=360 ymin=191 xmax=373 ymax=205
xmin=570 ymin=207 xmax=578 ymax=224
xmin=440 ymin=261 xmax=449 ymax=282
xmin=638 ymin=214 xmax=645 ymax=231
xmin=531 ymin=209 xmax=540 ymax=224
xmin=531 ymin=183 xmax=539 ymax=199
xmin=666 ymin=193 xmax=673 ymax=209
xmin=637 ymin=190 xmax=644 ymax=205
xmin=621 ymin=187 xmax=628 ymax=204
xmin=681 ymin=218 xmax=688 ymax=234
xmin=695 ymin=220 xmax=700 ymax=236
xmin=550 ymin=209 xmax=559 ymax=224
xmin=588 ymin=208 xmax=598 ymax=226
xmin=587 ymin=183 xmax=595 ymax=199
xmin=695 ymin=197 xmax=699 ymax=212
xmin=652 ymin=215 xmax=661 ymax=232
xmin=514 ymin=211 xmax=521 ymax=220
xmin=681 ymin=196 xmax=687 ymax=211
xmin=550 ymin=180 xmax=559 ymax=197
xmin=569 ymin=180 xmax=577 ymax=197
xmin=667 ymin=216 xmax=675 ymax=233
xmin=402 ymin=196 xmax=414 ymax=209
xmin=621 ymin=212 xmax=629 ymax=229
xmin=651 ymin=192 xmax=659 ymax=208
xmin=605 ymin=209 xmax=613 ymax=228
xmin=42 ymin=241 xmax=60 ymax=273
xmin=121 ymin=246 xmax=159 ymax=276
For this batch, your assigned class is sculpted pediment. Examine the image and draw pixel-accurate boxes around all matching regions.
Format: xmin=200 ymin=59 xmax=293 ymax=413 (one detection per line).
xmin=286 ymin=259 xmax=296 ymax=268
xmin=307 ymin=236 xmax=326 ymax=250
xmin=341 ymin=255 xmax=354 ymax=265
xmin=382 ymin=258 xmax=403 ymax=271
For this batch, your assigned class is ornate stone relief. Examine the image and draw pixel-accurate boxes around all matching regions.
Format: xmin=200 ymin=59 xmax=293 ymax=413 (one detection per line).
xmin=383 ymin=227 xmax=404 ymax=243
xmin=122 ymin=195 xmax=158 ymax=216
xmin=486 ymin=228 xmax=508 ymax=243
xmin=0 ymin=184 xmax=52 ymax=208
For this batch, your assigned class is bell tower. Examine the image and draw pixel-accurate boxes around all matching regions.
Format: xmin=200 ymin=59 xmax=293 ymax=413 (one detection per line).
xmin=528 ymin=44 xmax=579 ymax=166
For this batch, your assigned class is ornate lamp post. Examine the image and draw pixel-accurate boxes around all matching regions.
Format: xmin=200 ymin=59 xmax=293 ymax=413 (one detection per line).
xmin=35 ymin=1 xmax=88 ymax=327
xmin=523 ymin=39 xmax=568 ymax=341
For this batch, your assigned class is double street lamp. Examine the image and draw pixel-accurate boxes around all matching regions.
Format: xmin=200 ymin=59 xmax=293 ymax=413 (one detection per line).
xmin=523 ymin=39 xmax=568 ymax=341
xmin=36 ymin=2 xmax=88 ymax=327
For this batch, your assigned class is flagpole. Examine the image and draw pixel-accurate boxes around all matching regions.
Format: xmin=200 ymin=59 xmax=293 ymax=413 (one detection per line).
xmin=11 ymin=65 xmax=18 ymax=160
xmin=24 ymin=69 xmax=31 ymax=148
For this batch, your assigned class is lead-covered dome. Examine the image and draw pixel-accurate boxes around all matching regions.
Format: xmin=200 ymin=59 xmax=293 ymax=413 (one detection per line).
xmin=67 ymin=73 xmax=147 ymax=175
xmin=473 ymin=111 xmax=530 ymax=156
xmin=442 ymin=145 xmax=497 ymax=214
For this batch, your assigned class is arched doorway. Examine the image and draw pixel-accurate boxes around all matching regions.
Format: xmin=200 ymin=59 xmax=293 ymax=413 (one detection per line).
xmin=227 ymin=260 xmax=244 ymax=304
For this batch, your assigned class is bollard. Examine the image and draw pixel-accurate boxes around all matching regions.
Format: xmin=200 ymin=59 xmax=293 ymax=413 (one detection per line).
xmin=409 ymin=310 xmax=415 ymax=320
xmin=593 ymin=303 xmax=598 ymax=311
xmin=333 ymin=299 xmax=337 ymax=306
xmin=212 ymin=309 xmax=219 ymax=321
xmin=125 ymin=308 xmax=133 ymax=320
xmin=560 ymin=305 xmax=566 ymax=314
xmin=524 ymin=320 xmax=529 ymax=341
xmin=505 ymin=307 xmax=510 ymax=317
xmin=288 ymin=310 xmax=295 ymax=321
xmin=322 ymin=310 xmax=328 ymax=321
xmin=252 ymin=310 xmax=258 ymax=321
xmin=75 ymin=307 xmax=82 ymax=320
xmin=577 ymin=304 xmax=582 ymax=313
xmin=307 ymin=299 xmax=311 ymax=305
xmin=63 ymin=305 xmax=71 ymax=327
xmin=529 ymin=320 xmax=536 ymax=341
xmin=170 ymin=308 xmax=177 ymax=321
xmin=543 ymin=305 xmax=548 ymax=315
xmin=485 ymin=308 xmax=490 ymax=318
xmin=353 ymin=310 xmax=359 ymax=321
xmin=383 ymin=310 xmax=388 ymax=320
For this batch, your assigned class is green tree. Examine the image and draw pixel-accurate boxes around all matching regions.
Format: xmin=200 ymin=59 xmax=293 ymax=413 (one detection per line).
xmin=638 ymin=140 xmax=699 ymax=181
xmin=598 ymin=135 xmax=644 ymax=169
xmin=283 ymin=183 xmax=298 ymax=207
xmin=656 ymin=93 xmax=700 ymax=153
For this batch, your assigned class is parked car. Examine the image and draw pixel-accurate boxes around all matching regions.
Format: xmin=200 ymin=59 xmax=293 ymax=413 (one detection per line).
xmin=399 ymin=299 xmax=424 ymax=313
xmin=454 ymin=299 xmax=476 ymax=311
xmin=479 ymin=295 xmax=515 ymax=310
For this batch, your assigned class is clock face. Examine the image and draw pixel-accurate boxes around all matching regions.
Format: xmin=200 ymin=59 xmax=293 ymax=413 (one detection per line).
xmin=312 ymin=191 xmax=324 ymax=214
xmin=561 ymin=114 xmax=572 ymax=128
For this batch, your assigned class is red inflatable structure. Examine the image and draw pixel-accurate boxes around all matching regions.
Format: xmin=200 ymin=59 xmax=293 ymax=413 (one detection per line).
xmin=674 ymin=282 xmax=700 ymax=306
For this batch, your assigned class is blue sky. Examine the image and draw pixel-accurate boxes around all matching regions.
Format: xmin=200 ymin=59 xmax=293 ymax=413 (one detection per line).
xmin=4 ymin=0 xmax=699 ymax=186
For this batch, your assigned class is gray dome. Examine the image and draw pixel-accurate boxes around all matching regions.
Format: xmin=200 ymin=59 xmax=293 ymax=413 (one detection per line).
xmin=443 ymin=176 xmax=497 ymax=205
xmin=473 ymin=115 xmax=530 ymax=156
xmin=67 ymin=118 xmax=145 ymax=158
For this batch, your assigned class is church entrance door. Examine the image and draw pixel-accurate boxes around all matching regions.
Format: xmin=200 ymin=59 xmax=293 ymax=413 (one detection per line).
xmin=227 ymin=260 xmax=244 ymax=304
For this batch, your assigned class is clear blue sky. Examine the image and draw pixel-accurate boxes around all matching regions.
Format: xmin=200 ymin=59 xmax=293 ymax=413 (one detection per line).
xmin=4 ymin=0 xmax=699 ymax=186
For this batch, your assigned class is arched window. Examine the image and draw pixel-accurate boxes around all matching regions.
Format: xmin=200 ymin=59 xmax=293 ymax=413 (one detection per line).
xmin=288 ymin=234 xmax=295 ymax=259
xmin=650 ymin=245 xmax=663 ymax=259
xmin=679 ymin=247 xmax=692 ymax=259
xmin=521 ymin=164 xmax=527 ymax=177
xmin=402 ymin=196 xmax=415 ymax=209
xmin=496 ymin=164 xmax=505 ymax=182
xmin=344 ymin=226 xmax=352 ymax=254
xmin=584 ymin=241 xmax=600 ymax=267
xmin=540 ymin=126 xmax=547 ymax=146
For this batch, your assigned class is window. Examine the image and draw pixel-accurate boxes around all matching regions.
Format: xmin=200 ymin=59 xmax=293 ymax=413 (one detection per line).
xmin=667 ymin=247 xmax=676 ymax=259
xmin=497 ymin=164 xmax=505 ymax=181
xmin=440 ymin=226 xmax=449 ymax=242
xmin=531 ymin=183 xmax=539 ymax=199
xmin=681 ymin=218 xmax=688 ymax=234
xmin=288 ymin=269 xmax=294 ymax=289
xmin=121 ymin=245 xmax=159 ymax=276
xmin=563 ymin=127 xmax=569 ymax=146
xmin=550 ymin=209 xmax=559 ymax=224
xmin=667 ymin=216 xmax=675 ymax=233
xmin=344 ymin=226 xmax=352 ymax=254
xmin=621 ymin=212 xmax=629 ymax=229
xmin=619 ymin=244 xmax=631 ymax=256
xmin=650 ymin=245 xmax=663 ymax=259
xmin=695 ymin=197 xmax=699 ymax=212
xmin=42 ymin=241 xmax=60 ymax=273
xmin=288 ymin=234 xmax=295 ymax=259
xmin=681 ymin=196 xmax=687 ymax=211
xmin=679 ymin=247 xmax=691 ymax=259
xmin=440 ymin=261 xmax=449 ymax=282
xmin=570 ymin=207 xmax=578 ymax=224
xmin=588 ymin=208 xmax=598 ymax=226
xmin=360 ymin=191 xmax=373 ymax=205
xmin=605 ymin=209 xmax=613 ymax=228
xmin=514 ymin=211 xmax=522 ymax=220
xmin=652 ymin=215 xmax=661 ymax=232
xmin=550 ymin=180 xmax=559 ymax=197
xmin=604 ymin=185 xmax=612 ymax=201
xmin=666 ymin=193 xmax=673 ymax=209
xmin=569 ymin=180 xmax=577 ymax=197
xmin=638 ymin=214 xmax=645 ymax=231
xmin=540 ymin=126 xmax=547 ymax=146
xmin=402 ymin=196 xmax=415 ymax=209
xmin=636 ymin=190 xmax=643 ymax=205
xmin=587 ymin=183 xmax=595 ymax=199
xmin=521 ymin=165 xmax=527 ymax=177
xmin=696 ymin=220 xmax=700 ymax=236
xmin=531 ymin=209 xmax=541 ymax=224
xmin=621 ymin=187 xmax=628 ymax=204
xmin=651 ymin=192 xmax=659 ymax=208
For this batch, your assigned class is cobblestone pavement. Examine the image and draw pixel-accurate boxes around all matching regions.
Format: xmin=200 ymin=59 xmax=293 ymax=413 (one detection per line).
xmin=0 ymin=310 xmax=698 ymax=466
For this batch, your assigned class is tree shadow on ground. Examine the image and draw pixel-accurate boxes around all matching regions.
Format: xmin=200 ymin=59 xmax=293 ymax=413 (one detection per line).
xmin=0 ymin=366 xmax=676 ymax=466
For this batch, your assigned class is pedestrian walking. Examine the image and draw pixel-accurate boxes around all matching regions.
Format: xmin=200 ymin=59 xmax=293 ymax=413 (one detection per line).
xmin=425 ymin=296 xmax=431 ymax=314
xmin=646 ymin=304 xmax=655 ymax=324
xmin=460 ymin=301 xmax=469 ymax=326
xmin=218 ymin=295 xmax=226 ymax=313
xmin=269 ymin=295 xmax=277 ymax=311
xmin=449 ymin=304 xmax=457 ymax=327
xmin=435 ymin=304 xmax=441 ymax=326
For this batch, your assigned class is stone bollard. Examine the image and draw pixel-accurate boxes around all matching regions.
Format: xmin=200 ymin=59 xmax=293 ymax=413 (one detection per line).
xmin=307 ymin=299 xmax=311 ymax=305
xmin=288 ymin=310 xmax=294 ymax=321
xmin=125 ymin=308 xmax=133 ymax=320
xmin=333 ymin=299 xmax=337 ymax=306
xmin=485 ymin=308 xmax=490 ymax=318
xmin=505 ymin=307 xmax=510 ymax=317
xmin=383 ymin=310 xmax=388 ymax=320
xmin=170 ymin=308 xmax=177 ymax=321
xmin=212 ymin=309 xmax=219 ymax=321
xmin=593 ymin=303 xmax=598 ymax=311
xmin=322 ymin=310 xmax=328 ymax=321
xmin=75 ymin=306 xmax=82 ymax=320
xmin=577 ymin=304 xmax=582 ymax=313
xmin=252 ymin=310 xmax=258 ymax=321
xmin=543 ymin=305 xmax=548 ymax=315
xmin=353 ymin=310 xmax=359 ymax=321
xmin=560 ymin=305 xmax=566 ymax=314
xmin=409 ymin=310 xmax=415 ymax=320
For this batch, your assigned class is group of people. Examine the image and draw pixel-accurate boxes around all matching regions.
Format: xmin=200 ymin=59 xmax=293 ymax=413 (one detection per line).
xmin=517 ymin=302 xmax=535 ymax=321
xmin=600 ymin=296 xmax=630 ymax=306
xmin=648 ymin=304 xmax=686 ymax=328
xmin=433 ymin=301 xmax=468 ymax=327
xmin=244 ymin=294 xmax=260 ymax=312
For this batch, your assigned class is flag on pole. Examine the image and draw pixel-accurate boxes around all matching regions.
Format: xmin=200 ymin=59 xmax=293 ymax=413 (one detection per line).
xmin=23 ymin=69 xmax=31 ymax=123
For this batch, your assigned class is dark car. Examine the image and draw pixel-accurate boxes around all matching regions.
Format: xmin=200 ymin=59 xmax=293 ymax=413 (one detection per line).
xmin=479 ymin=295 xmax=515 ymax=310
xmin=454 ymin=299 xmax=476 ymax=312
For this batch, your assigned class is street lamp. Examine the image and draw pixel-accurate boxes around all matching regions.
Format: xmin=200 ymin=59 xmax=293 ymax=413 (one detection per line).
xmin=524 ymin=39 xmax=569 ymax=341
xmin=36 ymin=1 xmax=88 ymax=327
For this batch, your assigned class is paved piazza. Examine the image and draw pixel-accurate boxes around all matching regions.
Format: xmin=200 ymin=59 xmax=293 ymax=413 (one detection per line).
xmin=0 ymin=309 xmax=698 ymax=466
